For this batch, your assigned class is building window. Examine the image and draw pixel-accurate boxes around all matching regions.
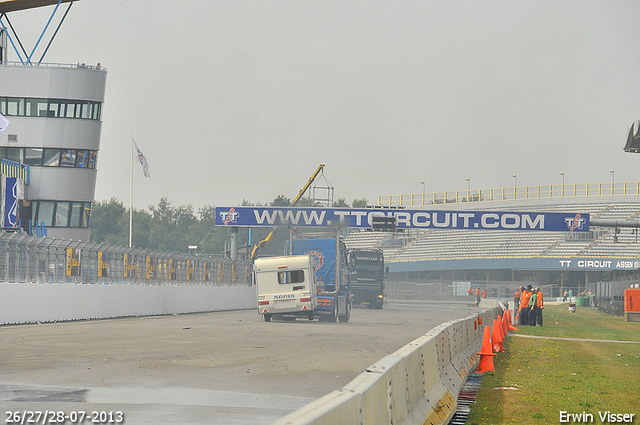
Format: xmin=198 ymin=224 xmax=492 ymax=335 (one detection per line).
xmin=0 ymin=147 xmax=98 ymax=169
xmin=43 ymin=149 xmax=61 ymax=166
xmin=69 ymin=202 xmax=82 ymax=227
xmin=31 ymin=200 xmax=92 ymax=228
xmin=82 ymin=202 xmax=91 ymax=227
xmin=36 ymin=201 xmax=55 ymax=227
xmin=24 ymin=148 xmax=43 ymax=166
xmin=1 ymin=147 xmax=22 ymax=163
xmin=6 ymin=98 xmax=24 ymax=116
xmin=60 ymin=149 xmax=77 ymax=167
xmin=55 ymin=202 xmax=70 ymax=227
xmin=0 ymin=97 xmax=102 ymax=120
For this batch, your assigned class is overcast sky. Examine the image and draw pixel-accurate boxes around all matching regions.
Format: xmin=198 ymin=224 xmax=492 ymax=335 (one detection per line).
xmin=9 ymin=1 xmax=640 ymax=211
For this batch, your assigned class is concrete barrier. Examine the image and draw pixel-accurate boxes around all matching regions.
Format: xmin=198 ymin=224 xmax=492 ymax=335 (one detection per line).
xmin=273 ymin=300 xmax=503 ymax=425
xmin=0 ymin=282 xmax=257 ymax=325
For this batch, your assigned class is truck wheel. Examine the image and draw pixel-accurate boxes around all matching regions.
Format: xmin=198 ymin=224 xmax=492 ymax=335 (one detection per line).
xmin=308 ymin=313 xmax=314 ymax=321
xmin=328 ymin=307 xmax=338 ymax=322
xmin=264 ymin=314 xmax=271 ymax=322
xmin=339 ymin=299 xmax=351 ymax=323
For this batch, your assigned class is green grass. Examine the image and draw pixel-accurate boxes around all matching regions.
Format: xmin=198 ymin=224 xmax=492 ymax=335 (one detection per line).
xmin=466 ymin=304 xmax=640 ymax=424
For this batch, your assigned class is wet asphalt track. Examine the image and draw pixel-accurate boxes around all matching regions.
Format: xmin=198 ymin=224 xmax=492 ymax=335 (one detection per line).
xmin=0 ymin=299 xmax=480 ymax=425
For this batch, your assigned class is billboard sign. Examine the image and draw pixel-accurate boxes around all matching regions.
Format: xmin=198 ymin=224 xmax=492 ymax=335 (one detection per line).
xmin=66 ymin=248 xmax=81 ymax=276
xmin=98 ymin=251 xmax=110 ymax=278
xmin=215 ymin=207 xmax=589 ymax=232
xmin=2 ymin=176 xmax=24 ymax=229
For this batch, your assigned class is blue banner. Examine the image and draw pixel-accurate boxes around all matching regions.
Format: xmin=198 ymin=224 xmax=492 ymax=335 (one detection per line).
xmin=3 ymin=176 xmax=22 ymax=229
xmin=215 ymin=207 xmax=589 ymax=232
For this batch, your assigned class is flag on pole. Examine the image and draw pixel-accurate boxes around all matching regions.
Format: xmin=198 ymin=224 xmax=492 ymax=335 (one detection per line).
xmin=133 ymin=138 xmax=150 ymax=178
xmin=0 ymin=113 xmax=10 ymax=135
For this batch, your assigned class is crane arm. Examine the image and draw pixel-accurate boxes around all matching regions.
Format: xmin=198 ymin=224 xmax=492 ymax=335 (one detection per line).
xmin=250 ymin=164 xmax=325 ymax=261
xmin=291 ymin=164 xmax=325 ymax=207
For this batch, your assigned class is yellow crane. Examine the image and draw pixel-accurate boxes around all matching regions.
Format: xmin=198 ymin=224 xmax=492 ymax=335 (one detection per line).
xmin=250 ymin=164 xmax=325 ymax=261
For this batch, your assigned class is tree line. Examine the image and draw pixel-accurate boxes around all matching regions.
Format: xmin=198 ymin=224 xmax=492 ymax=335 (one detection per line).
xmin=90 ymin=196 xmax=369 ymax=256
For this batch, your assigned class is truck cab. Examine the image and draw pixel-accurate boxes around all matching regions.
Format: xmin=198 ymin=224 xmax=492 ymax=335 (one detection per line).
xmin=254 ymin=255 xmax=318 ymax=322
xmin=348 ymin=248 xmax=385 ymax=309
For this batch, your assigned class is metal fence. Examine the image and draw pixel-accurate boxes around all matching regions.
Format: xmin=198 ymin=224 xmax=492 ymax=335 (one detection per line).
xmin=593 ymin=277 xmax=640 ymax=316
xmin=378 ymin=181 xmax=640 ymax=206
xmin=0 ymin=231 xmax=252 ymax=285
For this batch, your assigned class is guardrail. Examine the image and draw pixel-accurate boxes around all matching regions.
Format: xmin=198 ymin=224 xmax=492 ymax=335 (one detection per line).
xmin=273 ymin=301 xmax=503 ymax=425
xmin=1 ymin=158 xmax=30 ymax=184
xmin=378 ymin=182 xmax=640 ymax=206
xmin=0 ymin=60 xmax=106 ymax=71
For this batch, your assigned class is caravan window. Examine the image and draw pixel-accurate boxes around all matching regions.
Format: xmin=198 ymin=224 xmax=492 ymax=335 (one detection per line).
xmin=277 ymin=270 xmax=305 ymax=284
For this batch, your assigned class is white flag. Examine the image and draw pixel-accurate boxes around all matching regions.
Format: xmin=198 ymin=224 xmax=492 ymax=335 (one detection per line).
xmin=0 ymin=113 xmax=9 ymax=135
xmin=133 ymin=139 xmax=150 ymax=178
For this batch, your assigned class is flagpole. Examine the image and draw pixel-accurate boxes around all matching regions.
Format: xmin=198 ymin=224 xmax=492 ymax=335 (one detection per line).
xmin=129 ymin=135 xmax=133 ymax=247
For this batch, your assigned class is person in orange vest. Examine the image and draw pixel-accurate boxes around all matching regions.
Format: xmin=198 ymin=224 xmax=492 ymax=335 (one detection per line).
xmin=535 ymin=287 xmax=544 ymax=326
xmin=514 ymin=286 xmax=522 ymax=311
xmin=481 ymin=288 xmax=487 ymax=298
xmin=475 ymin=287 xmax=481 ymax=306
xmin=467 ymin=286 xmax=473 ymax=296
xmin=520 ymin=285 xmax=533 ymax=326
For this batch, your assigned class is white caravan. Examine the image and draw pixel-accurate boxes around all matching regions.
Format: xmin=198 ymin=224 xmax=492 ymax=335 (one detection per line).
xmin=254 ymin=255 xmax=318 ymax=322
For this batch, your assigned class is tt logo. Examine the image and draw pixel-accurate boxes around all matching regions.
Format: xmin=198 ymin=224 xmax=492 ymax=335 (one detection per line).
xmin=220 ymin=208 xmax=239 ymax=225
xmin=565 ymin=214 xmax=586 ymax=231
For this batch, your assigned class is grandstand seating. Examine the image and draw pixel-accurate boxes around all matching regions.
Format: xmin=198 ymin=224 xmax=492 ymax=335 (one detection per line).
xmin=342 ymin=198 xmax=640 ymax=263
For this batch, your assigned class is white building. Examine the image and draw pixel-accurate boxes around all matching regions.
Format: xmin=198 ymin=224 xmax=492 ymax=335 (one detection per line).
xmin=0 ymin=0 xmax=106 ymax=241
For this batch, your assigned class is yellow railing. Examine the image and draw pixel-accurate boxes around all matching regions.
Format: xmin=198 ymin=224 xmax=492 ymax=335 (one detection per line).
xmin=1 ymin=158 xmax=30 ymax=184
xmin=378 ymin=182 xmax=640 ymax=207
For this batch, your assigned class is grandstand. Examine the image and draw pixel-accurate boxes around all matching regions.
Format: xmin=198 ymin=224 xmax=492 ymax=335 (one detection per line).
xmin=343 ymin=184 xmax=640 ymax=295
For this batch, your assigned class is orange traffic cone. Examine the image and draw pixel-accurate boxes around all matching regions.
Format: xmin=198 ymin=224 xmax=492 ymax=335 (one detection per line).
xmin=492 ymin=318 xmax=504 ymax=352
xmin=506 ymin=309 xmax=519 ymax=331
xmin=501 ymin=313 xmax=508 ymax=337
xmin=475 ymin=325 xmax=496 ymax=373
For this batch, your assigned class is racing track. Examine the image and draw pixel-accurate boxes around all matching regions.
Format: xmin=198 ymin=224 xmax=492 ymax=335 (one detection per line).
xmin=0 ymin=299 xmax=480 ymax=425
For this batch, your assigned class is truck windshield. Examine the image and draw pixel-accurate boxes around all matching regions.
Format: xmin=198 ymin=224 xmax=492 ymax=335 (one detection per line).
xmin=277 ymin=270 xmax=305 ymax=284
xmin=353 ymin=262 xmax=383 ymax=272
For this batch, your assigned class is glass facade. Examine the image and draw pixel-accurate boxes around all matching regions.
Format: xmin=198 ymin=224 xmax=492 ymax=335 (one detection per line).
xmin=0 ymin=147 xmax=97 ymax=169
xmin=0 ymin=97 xmax=102 ymax=120
xmin=31 ymin=200 xmax=91 ymax=228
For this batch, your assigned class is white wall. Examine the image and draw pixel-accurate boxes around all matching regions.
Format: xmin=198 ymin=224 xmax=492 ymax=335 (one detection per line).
xmin=0 ymin=282 xmax=257 ymax=325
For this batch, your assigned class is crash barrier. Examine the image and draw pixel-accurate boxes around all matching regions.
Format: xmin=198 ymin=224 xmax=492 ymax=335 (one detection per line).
xmin=273 ymin=300 xmax=503 ymax=425
xmin=0 ymin=283 xmax=257 ymax=325
xmin=0 ymin=231 xmax=256 ymax=325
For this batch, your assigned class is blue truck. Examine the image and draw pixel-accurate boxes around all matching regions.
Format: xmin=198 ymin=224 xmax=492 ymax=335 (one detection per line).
xmin=288 ymin=237 xmax=351 ymax=322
